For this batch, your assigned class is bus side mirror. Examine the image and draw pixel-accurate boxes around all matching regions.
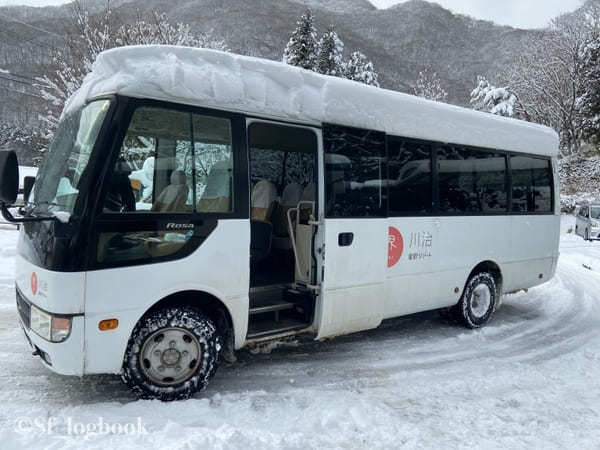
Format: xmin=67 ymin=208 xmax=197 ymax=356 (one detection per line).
xmin=23 ymin=176 xmax=35 ymax=204
xmin=0 ymin=150 xmax=19 ymax=205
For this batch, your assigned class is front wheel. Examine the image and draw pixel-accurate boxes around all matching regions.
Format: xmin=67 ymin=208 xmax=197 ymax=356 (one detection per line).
xmin=585 ymin=229 xmax=590 ymax=241
xmin=122 ymin=306 xmax=222 ymax=401
xmin=456 ymin=272 xmax=497 ymax=329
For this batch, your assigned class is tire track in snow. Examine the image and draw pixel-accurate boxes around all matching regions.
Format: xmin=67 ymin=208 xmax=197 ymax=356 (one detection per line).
xmin=208 ymin=253 xmax=600 ymax=394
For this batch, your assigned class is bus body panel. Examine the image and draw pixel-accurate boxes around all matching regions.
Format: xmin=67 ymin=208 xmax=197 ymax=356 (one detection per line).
xmin=83 ymin=219 xmax=249 ymax=374
xmin=20 ymin=315 xmax=85 ymax=376
xmin=385 ymin=217 xmax=446 ymax=317
xmin=384 ymin=269 xmax=465 ymax=318
xmin=502 ymin=257 xmax=556 ymax=293
xmin=504 ymin=214 xmax=559 ymax=292
xmin=384 ymin=213 xmax=559 ymax=318
xmin=15 ymin=254 xmax=86 ymax=315
xmin=15 ymin=255 xmax=86 ymax=376
xmin=315 ymin=218 xmax=387 ymax=339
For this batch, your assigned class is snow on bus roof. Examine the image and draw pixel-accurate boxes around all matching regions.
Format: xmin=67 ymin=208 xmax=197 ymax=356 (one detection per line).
xmin=68 ymin=45 xmax=558 ymax=157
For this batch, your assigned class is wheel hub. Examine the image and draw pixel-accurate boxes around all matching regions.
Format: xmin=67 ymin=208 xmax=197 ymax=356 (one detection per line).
xmin=161 ymin=348 xmax=181 ymax=366
xmin=140 ymin=327 xmax=202 ymax=386
xmin=471 ymin=283 xmax=492 ymax=319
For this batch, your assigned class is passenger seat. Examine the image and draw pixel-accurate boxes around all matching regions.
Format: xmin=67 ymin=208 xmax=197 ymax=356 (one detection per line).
xmin=250 ymin=179 xmax=278 ymax=262
xmin=152 ymin=170 xmax=189 ymax=212
xmin=273 ymin=181 xmax=303 ymax=237
xmin=197 ymin=160 xmax=232 ymax=212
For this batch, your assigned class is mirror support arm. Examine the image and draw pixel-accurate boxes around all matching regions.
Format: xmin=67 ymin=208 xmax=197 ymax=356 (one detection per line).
xmin=0 ymin=202 xmax=57 ymax=223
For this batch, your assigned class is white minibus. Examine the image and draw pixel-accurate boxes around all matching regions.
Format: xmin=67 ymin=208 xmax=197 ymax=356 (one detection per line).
xmin=0 ymin=46 xmax=560 ymax=400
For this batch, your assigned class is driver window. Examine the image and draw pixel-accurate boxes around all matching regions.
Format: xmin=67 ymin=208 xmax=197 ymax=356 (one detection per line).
xmin=97 ymin=105 xmax=234 ymax=265
xmin=103 ymin=106 xmax=233 ymax=214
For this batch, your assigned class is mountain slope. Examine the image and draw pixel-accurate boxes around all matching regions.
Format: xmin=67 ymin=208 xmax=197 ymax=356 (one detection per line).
xmin=0 ymin=0 xmax=541 ymax=128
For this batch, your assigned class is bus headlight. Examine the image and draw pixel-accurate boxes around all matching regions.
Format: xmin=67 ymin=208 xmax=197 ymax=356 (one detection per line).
xmin=591 ymin=221 xmax=600 ymax=229
xmin=30 ymin=305 xmax=72 ymax=343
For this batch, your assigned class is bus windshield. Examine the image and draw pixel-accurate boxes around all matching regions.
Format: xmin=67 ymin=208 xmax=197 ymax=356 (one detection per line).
xmin=591 ymin=206 xmax=600 ymax=219
xmin=31 ymin=99 xmax=111 ymax=215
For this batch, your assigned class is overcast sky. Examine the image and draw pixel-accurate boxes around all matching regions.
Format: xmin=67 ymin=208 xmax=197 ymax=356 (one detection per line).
xmin=0 ymin=0 xmax=68 ymax=6
xmin=0 ymin=0 xmax=586 ymax=29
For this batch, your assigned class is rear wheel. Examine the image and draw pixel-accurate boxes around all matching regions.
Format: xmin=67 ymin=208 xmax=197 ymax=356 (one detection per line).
xmin=122 ymin=306 xmax=221 ymax=401
xmin=455 ymin=272 xmax=497 ymax=329
xmin=585 ymin=228 xmax=590 ymax=241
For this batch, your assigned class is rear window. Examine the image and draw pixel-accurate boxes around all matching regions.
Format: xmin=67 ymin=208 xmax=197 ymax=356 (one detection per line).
xmin=511 ymin=156 xmax=552 ymax=213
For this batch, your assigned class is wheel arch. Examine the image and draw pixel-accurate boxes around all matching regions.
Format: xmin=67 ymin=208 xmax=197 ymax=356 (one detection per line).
xmin=468 ymin=260 xmax=503 ymax=295
xmin=141 ymin=290 xmax=235 ymax=352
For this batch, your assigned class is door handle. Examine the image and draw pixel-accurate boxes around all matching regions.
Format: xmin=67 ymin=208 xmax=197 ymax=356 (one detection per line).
xmin=338 ymin=232 xmax=354 ymax=247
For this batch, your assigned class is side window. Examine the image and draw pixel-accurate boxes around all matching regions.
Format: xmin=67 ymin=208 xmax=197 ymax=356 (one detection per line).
xmin=511 ymin=156 xmax=552 ymax=213
xmin=96 ymin=106 xmax=233 ymax=266
xmin=437 ymin=146 xmax=508 ymax=214
xmin=324 ymin=124 xmax=386 ymax=218
xmin=388 ymin=140 xmax=432 ymax=214
xmin=193 ymin=114 xmax=233 ymax=213
xmin=103 ymin=106 xmax=233 ymax=214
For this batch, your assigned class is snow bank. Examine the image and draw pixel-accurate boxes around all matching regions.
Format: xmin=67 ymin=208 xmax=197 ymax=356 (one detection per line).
xmin=68 ymin=45 xmax=558 ymax=157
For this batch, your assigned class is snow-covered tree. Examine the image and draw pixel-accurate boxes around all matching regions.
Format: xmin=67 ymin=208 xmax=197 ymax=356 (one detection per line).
xmin=344 ymin=51 xmax=379 ymax=87
xmin=282 ymin=12 xmax=379 ymax=88
xmin=578 ymin=34 xmax=600 ymax=143
xmin=36 ymin=0 xmax=227 ymax=143
xmin=316 ymin=27 xmax=344 ymax=77
xmin=282 ymin=9 xmax=319 ymax=71
xmin=470 ymin=76 xmax=517 ymax=117
xmin=114 ymin=12 xmax=227 ymax=49
xmin=504 ymin=3 xmax=600 ymax=155
xmin=413 ymin=69 xmax=447 ymax=102
xmin=0 ymin=121 xmax=45 ymax=165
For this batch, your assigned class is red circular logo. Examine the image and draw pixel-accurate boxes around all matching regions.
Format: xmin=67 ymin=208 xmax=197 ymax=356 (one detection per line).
xmin=31 ymin=272 xmax=38 ymax=296
xmin=388 ymin=227 xmax=404 ymax=268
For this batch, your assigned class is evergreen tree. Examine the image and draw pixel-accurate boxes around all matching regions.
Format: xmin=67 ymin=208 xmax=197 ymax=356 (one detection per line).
xmin=470 ymin=76 xmax=517 ymax=117
xmin=413 ymin=68 xmax=447 ymax=102
xmin=579 ymin=34 xmax=600 ymax=143
xmin=344 ymin=51 xmax=379 ymax=87
xmin=282 ymin=9 xmax=319 ymax=71
xmin=316 ymin=27 xmax=344 ymax=77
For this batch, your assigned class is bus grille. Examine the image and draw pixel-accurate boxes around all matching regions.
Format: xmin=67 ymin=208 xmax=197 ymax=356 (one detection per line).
xmin=16 ymin=288 xmax=31 ymax=329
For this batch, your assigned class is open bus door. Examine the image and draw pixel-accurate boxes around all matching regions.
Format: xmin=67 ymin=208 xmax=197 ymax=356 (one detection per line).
xmin=314 ymin=125 xmax=387 ymax=339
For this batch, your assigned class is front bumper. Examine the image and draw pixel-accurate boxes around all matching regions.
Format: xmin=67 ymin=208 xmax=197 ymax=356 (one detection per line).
xmin=16 ymin=289 xmax=85 ymax=376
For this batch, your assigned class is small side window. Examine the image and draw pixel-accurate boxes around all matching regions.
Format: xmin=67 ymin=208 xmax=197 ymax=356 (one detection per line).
xmin=388 ymin=140 xmax=433 ymax=214
xmin=437 ymin=146 xmax=508 ymax=214
xmin=324 ymin=124 xmax=386 ymax=218
xmin=511 ymin=156 xmax=552 ymax=213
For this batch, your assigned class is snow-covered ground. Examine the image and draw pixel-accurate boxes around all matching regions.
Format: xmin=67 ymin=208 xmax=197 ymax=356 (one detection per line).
xmin=0 ymin=216 xmax=599 ymax=449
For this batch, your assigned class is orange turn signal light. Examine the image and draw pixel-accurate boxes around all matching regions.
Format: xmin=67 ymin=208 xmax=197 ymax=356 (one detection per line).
xmin=98 ymin=318 xmax=119 ymax=331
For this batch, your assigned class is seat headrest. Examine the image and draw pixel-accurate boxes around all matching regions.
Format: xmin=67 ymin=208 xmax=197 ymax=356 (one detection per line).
xmin=170 ymin=170 xmax=187 ymax=185
xmin=301 ymin=183 xmax=316 ymax=201
xmin=251 ymin=179 xmax=278 ymax=208
xmin=282 ymin=182 xmax=303 ymax=206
